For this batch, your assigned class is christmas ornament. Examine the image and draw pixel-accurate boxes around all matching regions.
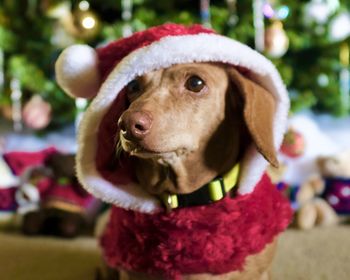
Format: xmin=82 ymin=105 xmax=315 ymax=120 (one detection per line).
xmin=10 ymin=78 xmax=22 ymax=132
xmin=70 ymin=1 xmax=100 ymax=40
xmin=281 ymin=128 xmax=305 ymax=158
xmin=200 ymin=0 xmax=211 ymax=28
xmin=121 ymin=0 xmax=133 ymax=38
xmin=261 ymin=1 xmax=290 ymax=57
xmin=264 ymin=21 xmax=289 ymax=58
xmin=45 ymin=0 xmax=71 ymax=18
xmin=50 ymin=0 xmax=100 ymax=41
xmin=329 ymin=12 xmax=350 ymax=42
xmin=50 ymin=23 xmax=76 ymax=48
xmin=22 ymin=95 xmax=52 ymax=130
xmin=45 ymin=1 xmax=76 ymax=47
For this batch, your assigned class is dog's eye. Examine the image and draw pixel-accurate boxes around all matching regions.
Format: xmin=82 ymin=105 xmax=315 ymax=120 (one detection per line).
xmin=126 ymin=79 xmax=141 ymax=93
xmin=185 ymin=76 xmax=205 ymax=92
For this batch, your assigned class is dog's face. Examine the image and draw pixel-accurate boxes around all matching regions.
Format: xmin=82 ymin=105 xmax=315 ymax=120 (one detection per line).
xmin=118 ymin=63 xmax=277 ymax=194
xmin=119 ymin=63 xmax=230 ymax=159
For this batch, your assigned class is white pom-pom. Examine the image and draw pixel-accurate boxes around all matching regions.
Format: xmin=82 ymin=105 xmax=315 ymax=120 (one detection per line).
xmin=55 ymin=44 xmax=100 ymax=99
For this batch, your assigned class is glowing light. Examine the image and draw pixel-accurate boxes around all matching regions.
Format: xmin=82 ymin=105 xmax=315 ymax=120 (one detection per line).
xmin=82 ymin=16 xmax=96 ymax=29
xmin=79 ymin=1 xmax=90 ymax=11
xmin=277 ymin=6 xmax=290 ymax=20
xmin=329 ymin=12 xmax=350 ymax=42
xmin=263 ymin=3 xmax=275 ymax=18
xmin=317 ymin=74 xmax=329 ymax=87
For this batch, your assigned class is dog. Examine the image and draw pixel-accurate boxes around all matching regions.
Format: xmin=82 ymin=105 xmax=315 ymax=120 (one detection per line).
xmin=100 ymin=62 xmax=279 ymax=280
xmin=55 ymin=23 xmax=291 ymax=280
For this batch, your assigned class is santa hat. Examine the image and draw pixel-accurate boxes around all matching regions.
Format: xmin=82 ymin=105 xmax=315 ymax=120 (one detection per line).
xmin=55 ymin=24 xmax=289 ymax=213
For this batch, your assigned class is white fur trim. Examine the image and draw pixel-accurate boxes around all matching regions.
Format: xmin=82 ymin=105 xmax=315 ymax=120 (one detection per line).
xmin=55 ymin=45 xmax=100 ymax=99
xmin=77 ymin=33 xmax=290 ymax=213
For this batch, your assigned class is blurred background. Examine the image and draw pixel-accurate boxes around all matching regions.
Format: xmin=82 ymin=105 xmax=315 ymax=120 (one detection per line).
xmin=0 ymin=1 xmax=350 ymax=280
xmin=1 ymin=0 xmax=350 ymax=129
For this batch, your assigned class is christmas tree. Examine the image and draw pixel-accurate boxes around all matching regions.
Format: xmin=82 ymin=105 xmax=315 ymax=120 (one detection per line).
xmin=0 ymin=0 xmax=349 ymax=131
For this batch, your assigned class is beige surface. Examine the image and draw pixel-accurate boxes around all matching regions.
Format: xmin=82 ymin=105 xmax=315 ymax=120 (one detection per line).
xmin=0 ymin=226 xmax=349 ymax=280
xmin=272 ymin=225 xmax=350 ymax=280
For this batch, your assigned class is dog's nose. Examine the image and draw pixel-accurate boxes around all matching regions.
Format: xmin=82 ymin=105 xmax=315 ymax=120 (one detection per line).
xmin=119 ymin=111 xmax=152 ymax=139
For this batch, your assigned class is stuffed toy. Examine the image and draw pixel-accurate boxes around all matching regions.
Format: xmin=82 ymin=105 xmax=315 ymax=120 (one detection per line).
xmin=318 ymin=150 xmax=350 ymax=216
xmin=3 ymin=148 xmax=100 ymax=237
xmin=291 ymin=175 xmax=338 ymax=230
xmin=56 ymin=24 xmax=292 ymax=279
xmin=268 ymin=163 xmax=338 ymax=230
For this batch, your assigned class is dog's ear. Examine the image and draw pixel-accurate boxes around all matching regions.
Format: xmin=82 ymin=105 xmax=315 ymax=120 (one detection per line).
xmin=227 ymin=67 xmax=279 ymax=167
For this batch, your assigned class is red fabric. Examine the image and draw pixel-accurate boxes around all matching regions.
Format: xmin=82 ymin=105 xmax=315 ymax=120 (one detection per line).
xmin=101 ymin=174 xmax=292 ymax=279
xmin=96 ymin=89 xmax=134 ymax=186
xmin=3 ymin=148 xmax=57 ymax=175
xmin=3 ymin=148 xmax=94 ymax=211
xmin=0 ymin=188 xmax=17 ymax=210
xmin=97 ymin=24 xmax=214 ymax=81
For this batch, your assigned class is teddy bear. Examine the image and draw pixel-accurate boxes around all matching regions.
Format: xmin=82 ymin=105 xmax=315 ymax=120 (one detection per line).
xmin=268 ymin=164 xmax=338 ymax=230
xmin=293 ymin=175 xmax=339 ymax=230
xmin=317 ymin=150 xmax=350 ymax=218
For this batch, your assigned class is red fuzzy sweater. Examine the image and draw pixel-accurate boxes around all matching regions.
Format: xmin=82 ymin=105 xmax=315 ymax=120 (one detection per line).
xmin=101 ymin=174 xmax=292 ymax=279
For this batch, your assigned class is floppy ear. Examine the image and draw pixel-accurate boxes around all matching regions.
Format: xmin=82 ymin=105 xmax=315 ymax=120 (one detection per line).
xmin=227 ymin=67 xmax=279 ymax=167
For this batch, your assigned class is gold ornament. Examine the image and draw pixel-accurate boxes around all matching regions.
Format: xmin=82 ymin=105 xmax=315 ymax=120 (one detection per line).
xmin=48 ymin=1 xmax=100 ymax=41
xmin=264 ymin=21 xmax=289 ymax=58
xmin=69 ymin=1 xmax=101 ymax=41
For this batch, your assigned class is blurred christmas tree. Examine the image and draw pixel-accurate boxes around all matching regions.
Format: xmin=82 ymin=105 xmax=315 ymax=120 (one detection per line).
xmin=0 ymin=0 xmax=349 ymax=132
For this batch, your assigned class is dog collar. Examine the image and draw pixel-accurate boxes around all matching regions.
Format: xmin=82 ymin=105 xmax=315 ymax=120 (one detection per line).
xmin=161 ymin=163 xmax=240 ymax=211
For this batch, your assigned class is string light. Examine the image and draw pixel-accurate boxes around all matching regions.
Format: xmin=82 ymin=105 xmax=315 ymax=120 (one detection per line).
xmin=82 ymin=16 xmax=96 ymax=29
xmin=78 ymin=0 xmax=90 ymax=11
xmin=10 ymin=78 xmax=23 ymax=132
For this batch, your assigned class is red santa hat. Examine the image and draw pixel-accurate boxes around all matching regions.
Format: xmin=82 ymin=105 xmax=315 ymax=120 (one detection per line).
xmin=55 ymin=24 xmax=289 ymax=213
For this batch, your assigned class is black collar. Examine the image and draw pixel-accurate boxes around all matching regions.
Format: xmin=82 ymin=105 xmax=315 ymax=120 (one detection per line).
xmin=160 ymin=163 xmax=240 ymax=211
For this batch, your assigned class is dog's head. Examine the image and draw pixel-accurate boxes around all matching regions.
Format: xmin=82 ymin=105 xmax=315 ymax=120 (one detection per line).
xmin=117 ymin=63 xmax=278 ymax=194
xmin=55 ymin=24 xmax=289 ymax=212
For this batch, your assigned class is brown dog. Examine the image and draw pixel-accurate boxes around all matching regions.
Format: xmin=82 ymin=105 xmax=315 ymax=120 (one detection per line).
xmin=109 ymin=62 xmax=278 ymax=280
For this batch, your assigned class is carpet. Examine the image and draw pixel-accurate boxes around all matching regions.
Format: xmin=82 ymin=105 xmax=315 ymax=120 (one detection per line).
xmin=0 ymin=226 xmax=349 ymax=280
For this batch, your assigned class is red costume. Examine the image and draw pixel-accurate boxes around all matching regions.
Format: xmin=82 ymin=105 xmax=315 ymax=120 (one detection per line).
xmin=101 ymin=175 xmax=291 ymax=279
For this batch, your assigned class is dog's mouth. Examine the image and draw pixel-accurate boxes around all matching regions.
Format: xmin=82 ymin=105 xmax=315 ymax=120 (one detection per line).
xmin=118 ymin=134 xmax=190 ymax=160
xmin=118 ymin=134 xmax=166 ymax=159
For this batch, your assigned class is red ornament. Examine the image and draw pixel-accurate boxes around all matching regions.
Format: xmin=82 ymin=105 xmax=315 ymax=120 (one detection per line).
xmin=22 ymin=95 xmax=52 ymax=130
xmin=280 ymin=128 xmax=305 ymax=158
